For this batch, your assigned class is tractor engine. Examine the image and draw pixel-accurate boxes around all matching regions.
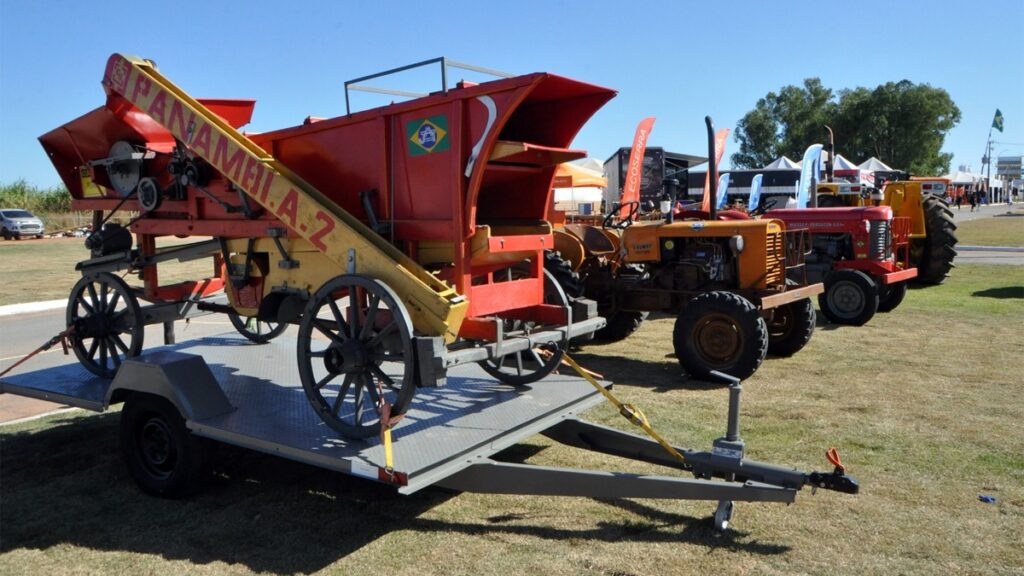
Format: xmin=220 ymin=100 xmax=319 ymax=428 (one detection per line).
xmin=654 ymin=239 xmax=735 ymax=291
xmin=805 ymin=232 xmax=853 ymax=278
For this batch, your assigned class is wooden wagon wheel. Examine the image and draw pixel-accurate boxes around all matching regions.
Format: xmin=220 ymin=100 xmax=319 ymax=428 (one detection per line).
xmin=297 ymin=275 xmax=416 ymax=439
xmin=66 ymin=272 xmax=144 ymax=378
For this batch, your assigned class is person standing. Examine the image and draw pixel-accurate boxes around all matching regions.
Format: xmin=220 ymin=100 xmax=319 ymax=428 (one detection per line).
xmin=955 ymin=193 xmax=963 ymax=210
xmin=969 ymin=189 xmax=977 ymax=212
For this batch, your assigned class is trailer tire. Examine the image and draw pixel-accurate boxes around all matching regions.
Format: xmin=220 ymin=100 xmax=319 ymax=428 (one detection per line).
xmin=911 ymin=194 xmax=958 ymax=285
xmin=120 ymin=394 xmax=209 ymax=498
xmin=766 ymin=297 xmax=815 ymax=357
xmin=877 ymin=281 xmax=908 ymax=313
xmin=674 ymin=292 xmax=768 ymax=381
xmin=818 ymin=269 xmax=878 ymax=326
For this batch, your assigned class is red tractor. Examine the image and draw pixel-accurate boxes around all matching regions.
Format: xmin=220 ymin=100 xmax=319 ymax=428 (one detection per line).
xmin=766 ymin=206 xmax=916 ymax=325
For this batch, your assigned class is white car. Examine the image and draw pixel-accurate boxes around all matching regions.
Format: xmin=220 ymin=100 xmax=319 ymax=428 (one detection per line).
xmin=0 ymin=209 xmax=45 ymax=240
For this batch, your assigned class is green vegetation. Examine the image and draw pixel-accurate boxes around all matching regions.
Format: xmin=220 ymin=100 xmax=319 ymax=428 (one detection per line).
xmin=1 ymin=263 xmax=1021 ymax=575
xmin=0 ymin=180 xmax=93 ymax=232
xmin=732 ymin=79 xmax=960 ymax=174
xmin=956 ymin=213 xmax=1024 ymax=247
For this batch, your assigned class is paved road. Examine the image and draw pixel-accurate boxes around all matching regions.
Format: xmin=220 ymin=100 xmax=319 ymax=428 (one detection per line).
xmin=948 ymin=202 xmax=1023 ymax=222
xmin=0 ymin=309 xmax=248 ymax=423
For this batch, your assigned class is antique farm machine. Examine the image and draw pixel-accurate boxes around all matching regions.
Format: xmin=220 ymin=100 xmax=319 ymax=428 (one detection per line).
xmin=39 ymin=55 xmax=612 ymax=438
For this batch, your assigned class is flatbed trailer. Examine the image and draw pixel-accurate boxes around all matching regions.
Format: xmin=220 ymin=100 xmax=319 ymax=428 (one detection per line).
xmin=0 ymin=333 xmax=857 ymax=532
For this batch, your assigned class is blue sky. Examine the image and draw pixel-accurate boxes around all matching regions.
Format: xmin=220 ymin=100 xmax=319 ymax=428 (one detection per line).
xmin=2 ymin=0 xmax=1021 ymax=188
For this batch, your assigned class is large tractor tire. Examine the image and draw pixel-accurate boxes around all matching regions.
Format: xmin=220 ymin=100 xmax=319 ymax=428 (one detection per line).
xmin=819 ymin=269 xmax=879 ymax=326
xmin=766 ymin=297 xmax=816 ymax=357
xmin=673 ymin=291 xmax=769 ymax=381
xmin=911 ymin=194 xmax=958 ymax=285
xmin=877 ymin=281 xmax=908 ymax=313
xmin=593 ymin=263 xmax=648 ymax=343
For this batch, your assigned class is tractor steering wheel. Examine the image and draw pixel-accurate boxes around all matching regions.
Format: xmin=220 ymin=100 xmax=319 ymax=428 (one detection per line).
xmin=603 ymin=200 xmax=640 ymax=229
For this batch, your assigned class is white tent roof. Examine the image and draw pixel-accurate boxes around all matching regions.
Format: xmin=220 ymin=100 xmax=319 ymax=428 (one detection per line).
xmin=764 ymin=156 xmax=800 ymax=170
xmin=942 ymin=170 xmax=983 ymax=185
xmin=858 ymin=157 xmax=892 ymax=172
xmin=833 ymin=154 xmax=860 ymax=170
xmin=553 ymin=187 xmax=603 ymax=203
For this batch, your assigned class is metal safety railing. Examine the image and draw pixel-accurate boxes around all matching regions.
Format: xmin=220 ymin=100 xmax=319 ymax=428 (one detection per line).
xmin=344 ymin=57 xmax=514 ymax=114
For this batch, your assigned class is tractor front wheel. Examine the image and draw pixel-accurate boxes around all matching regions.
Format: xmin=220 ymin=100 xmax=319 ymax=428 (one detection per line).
xmin=766 ymin=297 xmax=816 ymax=357
xmin=877 ymin=281 xmax=908 ymax=313
xmin=674 ymin=292 xmax=768 ymax=381
xmin=819 ymin=269 xmax=879 ymax=326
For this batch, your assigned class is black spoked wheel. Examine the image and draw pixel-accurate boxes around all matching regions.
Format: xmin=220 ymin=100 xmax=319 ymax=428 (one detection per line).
xmin=67 ymin=272 xmax=144 ymax=378
xmin=674 ymin=292 xmax=768 ymax=381
xmin=120 ymin=394 xmax=209 ymax=497
xmin=877 ymin=281 xmax=908 ymax=313
xmin=818 ymin=269 xmax=879 ymax=326
xmin=479 ymin=268 xmax=568 ymax=386
xmin=228 ymin=310 xmax=287 ymax=343
xmin=767 ymin=297 xmax=816 ymax=357
xmin=297 ymin=275 xmax=416 ymax=439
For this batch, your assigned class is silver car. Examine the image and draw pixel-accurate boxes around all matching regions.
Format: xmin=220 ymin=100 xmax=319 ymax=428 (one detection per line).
xmin=0 ymin=209 xmax=45 ymax=240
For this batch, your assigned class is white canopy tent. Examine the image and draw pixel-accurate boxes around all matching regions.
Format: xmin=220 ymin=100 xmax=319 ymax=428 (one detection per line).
xmin=763 ymin=156 xmax=800 ymax=170
xmin=858 ymin=157 xmax=893 ymax=172
xmin=553 ymin=159 xmax=606 ymax=214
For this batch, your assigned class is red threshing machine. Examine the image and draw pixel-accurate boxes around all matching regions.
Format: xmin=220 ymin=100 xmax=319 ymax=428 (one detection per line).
xmin=39 ymin=55 xmax=612 ymax=438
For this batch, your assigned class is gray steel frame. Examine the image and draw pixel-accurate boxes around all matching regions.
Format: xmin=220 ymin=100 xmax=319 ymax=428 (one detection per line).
xmin=0 ymin=333 xmax=855 ymax=508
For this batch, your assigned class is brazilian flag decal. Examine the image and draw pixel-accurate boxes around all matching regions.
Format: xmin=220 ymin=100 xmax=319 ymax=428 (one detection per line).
xmin=407 ymin=115 xmax=450 ymax=156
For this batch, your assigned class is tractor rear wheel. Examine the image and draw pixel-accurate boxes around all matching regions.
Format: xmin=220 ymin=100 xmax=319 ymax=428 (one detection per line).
xmin=819 ymin=269 xmax=879 ymax=326
xmin=674 ymin=292 xmax=768 ymax=381
xmin=593 ymin=263 xmax=648 ymax=343
xmin=877 ymin=281 xmax=908 ymax=313
xmin=766 ymin=297 xmax=816 ymax=357
xmin=911 ymin=194 xmax=958 ymax=285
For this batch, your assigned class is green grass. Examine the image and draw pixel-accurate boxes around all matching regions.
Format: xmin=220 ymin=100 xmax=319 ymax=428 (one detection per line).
xmin=1 ymin=264 xmax=1022 ymax=575
xmin=956 ymin=212 xmax=1024 ymax=247
xmin=0 ymin=237 xmax=215 ymax=306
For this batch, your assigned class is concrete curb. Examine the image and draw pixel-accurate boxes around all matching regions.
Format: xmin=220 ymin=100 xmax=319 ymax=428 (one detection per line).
xmin=957 ymin=246 xmax=1024 ymax=253
xmin=0 ymin=299 xmax=68 ymax=317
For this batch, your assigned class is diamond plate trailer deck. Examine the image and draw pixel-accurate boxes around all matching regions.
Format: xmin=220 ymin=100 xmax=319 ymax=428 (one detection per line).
xmin=0 ymin=333 xmax=857 ymax=531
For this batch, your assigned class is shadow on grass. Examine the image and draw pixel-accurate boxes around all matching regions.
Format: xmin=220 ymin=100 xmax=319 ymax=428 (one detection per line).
xmin=972 ymin=286 xmax=1024 ymax=299
xmin=566 ymin=351 xmax=728 ymax=391
xmin=1 ymin=411 xmax=790 ymax=573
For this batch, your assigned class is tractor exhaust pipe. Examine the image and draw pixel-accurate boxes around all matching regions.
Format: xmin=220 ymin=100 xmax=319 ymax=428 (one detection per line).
xmin=824 ymin=125 xmax=835 ymax=183
xmin=706 ymin=116 xmax=718 ymax=221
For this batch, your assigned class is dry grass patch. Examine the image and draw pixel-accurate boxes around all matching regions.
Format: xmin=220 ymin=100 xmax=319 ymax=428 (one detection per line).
xmin=1 ymin=264 xmax=1022 ymax=575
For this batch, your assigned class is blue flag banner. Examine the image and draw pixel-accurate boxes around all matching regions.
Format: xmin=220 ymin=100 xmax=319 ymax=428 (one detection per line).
xmin=716 ymin=173 xmax=731 ymax=210
xmin=749 ymin=173 xmax=764 ymax=211
xmin=797 ymin=144 xmax=823 ymax=209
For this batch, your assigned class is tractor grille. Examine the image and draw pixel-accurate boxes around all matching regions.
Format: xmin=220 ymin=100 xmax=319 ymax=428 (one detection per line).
xmin=869 ymin=220 xmax=891 ymax=260
xmin=765 ymin=230 xmax=785 ymax=286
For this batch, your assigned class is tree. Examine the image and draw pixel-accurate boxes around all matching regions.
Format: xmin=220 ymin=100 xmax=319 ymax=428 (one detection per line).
xmin=732 ymin=79 xmax=961 ymax=175
xmin=833 ymin=81 xmax=960 ymax=175
xmin=731 ymin=78 xmax=836 ymax=169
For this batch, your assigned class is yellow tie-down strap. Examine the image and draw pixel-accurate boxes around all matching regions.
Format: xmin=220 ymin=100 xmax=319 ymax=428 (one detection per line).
xmin=561 ymin=354 xmax=687 ymax=465
xmin=101 ymin=54 xmax=467 ymax=341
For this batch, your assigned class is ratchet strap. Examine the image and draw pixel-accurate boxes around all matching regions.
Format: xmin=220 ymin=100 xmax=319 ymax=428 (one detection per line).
xmin=561 ymin=353 xmax=687 ymax=465
xmin=378 ymin=401 xmax=405 ymax=477
xmin=0 ymin=326 xmax=75 ymax=379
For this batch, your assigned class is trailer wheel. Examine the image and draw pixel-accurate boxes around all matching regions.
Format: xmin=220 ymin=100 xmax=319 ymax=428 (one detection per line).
xmin=877 ymin=281 xmax=908 ymax=313
xmin=911 ymin=194 xmax=958 ymax=285
xmin=766 ymin=297 xmax=816 ymax=357
xmin=674 ymin=292 xmax=768 ymax=381
xmin=818 ymin=270 xmax=879 ymax=326
xmin=67 ymin=272 xmax=144 ymax=378
xmin=297 ymin=275 xmax=416 ymax=439
xmin=228 ymin=310 xmax=287 ymax=343
xmin=480 ymin=268 xmax=567 ymax=385
xmin=120 ymin=394 xmax=209 ymax=498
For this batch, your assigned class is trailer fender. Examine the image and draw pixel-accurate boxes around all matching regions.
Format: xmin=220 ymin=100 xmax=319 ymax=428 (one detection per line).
xmin=106 ymin=351 xmax=234 ymax=421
